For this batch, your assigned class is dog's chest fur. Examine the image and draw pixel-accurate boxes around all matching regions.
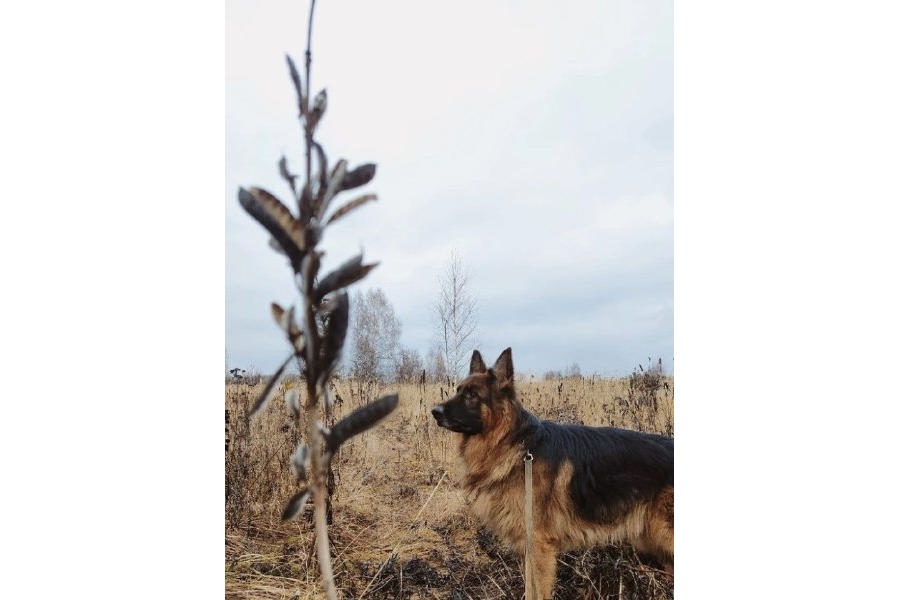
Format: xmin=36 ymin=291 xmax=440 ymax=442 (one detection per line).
xmin=457 ymin=432 xmax=554 ymax=549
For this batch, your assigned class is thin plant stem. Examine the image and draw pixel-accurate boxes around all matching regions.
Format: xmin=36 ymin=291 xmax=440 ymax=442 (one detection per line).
xmin=301 ymin=296 xmax=338 ymax=600
xmin=299 ymin=2 xmax=338 ymax=597
xmin=304 ymin=0 xmax=316 ymax=188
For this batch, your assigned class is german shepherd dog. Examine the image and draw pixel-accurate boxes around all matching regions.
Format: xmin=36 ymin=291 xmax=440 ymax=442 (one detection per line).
xmin=431 ymin=348 xmax=673 ymax=599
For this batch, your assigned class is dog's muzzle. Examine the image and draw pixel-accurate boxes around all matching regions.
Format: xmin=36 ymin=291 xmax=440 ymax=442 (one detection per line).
xmin=430 ymin=403 xmax=480 ymax=434
xmin=431 ymin=405 xmax=450 ymax=428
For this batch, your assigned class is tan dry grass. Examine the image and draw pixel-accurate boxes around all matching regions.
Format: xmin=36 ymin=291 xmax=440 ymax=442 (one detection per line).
xmin=225 ymin=375 xmax=674 ymax=599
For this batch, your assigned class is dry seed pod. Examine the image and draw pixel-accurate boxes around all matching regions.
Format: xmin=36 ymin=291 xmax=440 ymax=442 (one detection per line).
xmin=238 ymin=187 xmax=306 ymax=272
xmin=271 ymin=302 xmax=287 ymax=329
xmin=249 ymin=353 xmax=293 ymax=417
xmin=285 ymin=388 xmax=301 ymax=417
xmin=313 ymin=254 xmax=378 ymax=303
xmin=315 ymin=293 xmax=341 ymax=315
xmin=317 ymin=291 xmax=349 ymax=387
xmin=279 ymin=155 xmax=297 ymax=196
xmin=298 ymin=182 xmax=314 ymax=224
xmin=313 ymin=141 xmax=329 ymax=201
xmin=281 ymin=487 xmax=311 ymax=521
xmin=321 ymin=292 xmax=349 ymax=347
xmin=287 ymin=311 xmax=304 ymax=353
xmin=315 ymin=159 xmax=347 ymax=221
xmin=289 ymin=331 xmax=305 ymax=356
xmin=325 ymin=393 xmax=399 ymax=453
xmin=339 ymin=163 xmax=377 ymax=192
xmin=312 ymin=88 xmax=327 ymax=111
xmin=285 ymin=54 xmax=305 ymax=114
xmin=271 ymin=304 xmax=304 ymax=354
xmin=307 ymin=88 xmax=327 ymax=130
xmin=326 ymin=194 xmax=377 ymax=226
xmin=291 ymin=443 xmax=308 ymax=480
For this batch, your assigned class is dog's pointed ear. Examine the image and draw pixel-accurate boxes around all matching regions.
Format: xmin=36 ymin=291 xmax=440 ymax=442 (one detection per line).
xmin=493 ymin=347 xmax=513 ymax=382
xmin=469 ymin=350 xmax=487 ymax=374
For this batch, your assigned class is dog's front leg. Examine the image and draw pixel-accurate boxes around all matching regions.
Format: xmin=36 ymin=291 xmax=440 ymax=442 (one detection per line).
xmin=530 ymin=539 xmax=558 ymax=600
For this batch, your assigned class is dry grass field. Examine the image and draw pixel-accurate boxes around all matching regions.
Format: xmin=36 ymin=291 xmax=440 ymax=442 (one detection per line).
xmin=225 ymin=369 xmax=674 ymax=600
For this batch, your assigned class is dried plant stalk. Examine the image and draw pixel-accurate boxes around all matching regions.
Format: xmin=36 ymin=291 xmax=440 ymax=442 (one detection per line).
xmin=236 ymin=1 xmax=397 ymax=598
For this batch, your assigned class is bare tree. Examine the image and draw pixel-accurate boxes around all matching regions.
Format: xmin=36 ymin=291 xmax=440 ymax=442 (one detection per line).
xmin=565 ymin=362 xmax=582 ymax=379
xmin=426 ymin=342 xmax=448 ymax=384
xmin=434 ymin=251 xmax=478 ymax=385
xmin=350 ymin=288 xmax=401 ymax=382
xmin=395 ymin=346 xmax=424 ymax=383
xmin=543 ymin=369 xmax=563 ymax=381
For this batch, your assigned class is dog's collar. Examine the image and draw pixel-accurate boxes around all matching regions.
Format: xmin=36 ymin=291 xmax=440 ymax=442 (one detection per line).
xmin=514 ymin=409 xmax=541 ymax=456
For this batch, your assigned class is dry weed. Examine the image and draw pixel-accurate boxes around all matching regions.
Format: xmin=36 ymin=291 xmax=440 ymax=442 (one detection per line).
xmin=226 ymin=375 xmax=674 ymax=599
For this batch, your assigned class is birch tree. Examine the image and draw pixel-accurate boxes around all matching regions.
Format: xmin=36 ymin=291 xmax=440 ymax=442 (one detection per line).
xmin=434 ymin=251 xmax=477 ymax=385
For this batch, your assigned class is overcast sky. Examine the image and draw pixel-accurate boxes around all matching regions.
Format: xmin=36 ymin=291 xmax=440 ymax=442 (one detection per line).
xmin=226 ymin=0 xmax=673 ymax=377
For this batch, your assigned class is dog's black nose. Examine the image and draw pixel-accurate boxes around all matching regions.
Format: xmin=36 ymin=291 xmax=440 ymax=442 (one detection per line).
xmin=431 ymin=406 xmax=444 ymax=419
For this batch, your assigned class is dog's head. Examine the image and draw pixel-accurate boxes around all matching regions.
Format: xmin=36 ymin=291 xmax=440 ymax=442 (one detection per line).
xmin=431 ymin=347 xmax=516 ymax=435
